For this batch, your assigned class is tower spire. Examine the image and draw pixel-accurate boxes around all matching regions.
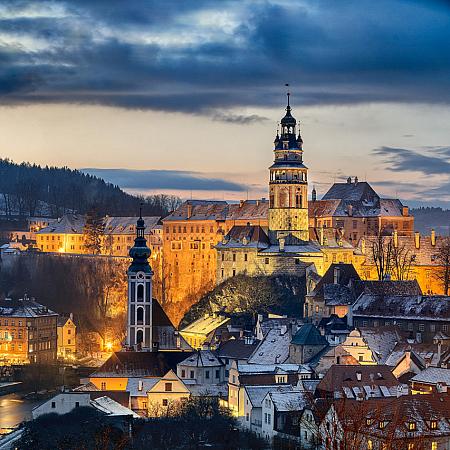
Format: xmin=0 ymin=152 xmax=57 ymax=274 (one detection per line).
xmin=285 ymin=83 xmax=290 ymax=110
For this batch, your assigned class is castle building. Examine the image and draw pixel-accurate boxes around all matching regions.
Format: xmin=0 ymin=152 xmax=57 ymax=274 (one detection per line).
xmin=309 ymin=178 xmax=414 ymax=243
xmin=216 ymin=95 xmax=361 ymax=282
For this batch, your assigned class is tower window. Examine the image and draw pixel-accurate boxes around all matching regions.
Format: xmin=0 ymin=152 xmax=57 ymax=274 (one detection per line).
xmin=136 ymin=329 xmax=144 ymax=345
xmin=137 ymin=307 xmax=144 ymax=325
xmin=137 ymin=284 xmax=144 ymax=301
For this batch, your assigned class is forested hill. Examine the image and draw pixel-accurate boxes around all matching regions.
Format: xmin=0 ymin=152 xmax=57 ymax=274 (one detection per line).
xmin=0 ymin=158 xmax=180 ymax=218
xmin=410 ymin=207 xmax=450 ymax=236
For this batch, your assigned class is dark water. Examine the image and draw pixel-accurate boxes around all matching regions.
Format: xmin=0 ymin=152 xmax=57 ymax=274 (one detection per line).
xmin=0 ymin=393 xmax=39 ymax=429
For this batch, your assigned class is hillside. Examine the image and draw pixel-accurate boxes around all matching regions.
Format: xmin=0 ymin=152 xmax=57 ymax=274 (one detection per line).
xmin=0 ymin=158 xmax=180 ymax=218
xmin=410 ymin=207 xmax=450 ymax=235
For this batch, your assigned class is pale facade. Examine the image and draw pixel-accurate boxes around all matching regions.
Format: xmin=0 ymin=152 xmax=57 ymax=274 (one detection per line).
xmin=57 ymin=315 xmax=76 ymax=359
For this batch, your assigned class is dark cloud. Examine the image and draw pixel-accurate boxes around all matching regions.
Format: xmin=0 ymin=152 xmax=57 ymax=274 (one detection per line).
xmin=1 ymin=0 xmax=450 ymax=114
xmin=81 ymin=168 xmax=247 ymax=192
xmin=372 ymin=146 xmax=450 ymax=175
xmin=211 ymin=112 xmax=269 ymax=124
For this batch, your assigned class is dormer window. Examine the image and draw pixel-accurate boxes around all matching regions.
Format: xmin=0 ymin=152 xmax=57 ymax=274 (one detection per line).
xmin=430 ymin=420 xmax=437 ymax=430
xmin=408 ymin=422 xmax=416 ymax=431
xmin=378 ymin=421 xmax=387 ymax=429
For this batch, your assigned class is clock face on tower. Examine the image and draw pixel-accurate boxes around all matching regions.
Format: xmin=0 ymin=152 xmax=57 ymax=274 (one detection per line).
xmin=136 ymin=272 xmax=145 ymax=280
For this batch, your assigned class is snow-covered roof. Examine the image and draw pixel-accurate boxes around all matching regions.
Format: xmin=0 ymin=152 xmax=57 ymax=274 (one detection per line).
xmin=268 ymin=391 xmax=310 ymax=412
xmin=104 ymin=216 xmax=160 ymax=234
xmin=245 ymin=385 xmax=294 ymax=407
xmin=187 ymin=384 xmax=228 ymax=397
xmin=181 ymin=315 xmax=230 ymax=336
xmin=0 ymin=298 xmax=57 ymax=318
xmin=248 ymin=328 xmax=291 ymax=364
xmin=352 ymin=294 xmax=450 ymax=321
xmin=126 ymin=378 xmax=159 ymax=397
xmin=359 ymin=327 xmax=401 ymax=364
xmin=410 ymin=367 xmax=450 ymax=386
xmin=91 ymin=396 xmax=139 ymax=418
xmin=179 ymin=350 xmax=223 ymax=367
xmin=237 ymin=363 xmax=310 ymax=375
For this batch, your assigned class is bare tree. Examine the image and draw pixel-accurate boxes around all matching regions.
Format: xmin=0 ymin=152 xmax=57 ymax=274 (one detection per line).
xmin=391 ymin=242 xmax=415 ymax=281
xmin=371 ymin=234 xmax=394 ymax=280
xmin=435 ymin=237 xmax=450 ymax=295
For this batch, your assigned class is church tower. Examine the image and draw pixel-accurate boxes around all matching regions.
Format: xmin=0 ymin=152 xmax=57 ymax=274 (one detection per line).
xmin=268 ymin=92 xmax=309 ymax=244
xmin=126 ymin=212 xmax=153 ymax=351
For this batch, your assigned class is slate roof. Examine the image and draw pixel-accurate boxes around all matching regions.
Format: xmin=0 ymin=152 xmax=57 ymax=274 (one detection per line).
xmin=0 ymin=298 xmax=57 ymax=318
xmin=309 ymin=227 xmax=354 ymax=248
xmin=104 ymin=216 xmax=161 ymax=234
xmin=37 ymin=214 xmax=85 ymax=234
xmin=352 ymin=294 xmax=450 ymax=321
xmin=291 ymin=323 xmax=328 ymax=346
xmin=308 ymin=200 xmax=340 ymax=217
xmin=163 ymin=200 xmax=228 ymax=221
xmin=245 ymin=385 xmax=294 ymax=407
xmin=215 ymin=225 xmax=270 ymax=250
xmin=179 ymin=350 xmax=223 ymax=367
xmin=126 ymin=378 xmax=159 ymax=397
xmin=216 ymin=338 xmax=260 ymax=361
xmin=248 ymin=328 xmax=292 ymax=364
xmin=237 ymin=364 xmax=310 ymax=375
xmin=91 ymin=396 xmax=139 ymax=418
xmin=163 ymin=199 xmax=269 ymax=223
xmin=322 ymin=181 xmax=379 ymax=203
xmin=410 ymin=367 xmax=450 ymax=386
xmin=257 ymin=317 xmax=304 ymax=339
xmin=358 ymin=326 xmax=402 ymax=364
xmin=317 ymin=365 xmax=402 ymax=398
xmin=309 ymin=263 xmax=360 ymax=299
xmin=269 ymin=391 xmax=310 ymax=412
xmin=92 ymin=351 xmax=193 ymax=377
xmin=259 ymin=243 xmax=322 ymax=254
xmin=354 ymin=280 xmax=422 ymax=296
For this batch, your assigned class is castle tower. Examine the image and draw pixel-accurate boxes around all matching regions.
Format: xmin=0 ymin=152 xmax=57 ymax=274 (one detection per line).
xmin=126 ymin=212 xmax=153 ymax=351
xmin=268 ymin=91 xmax=309 ymax=244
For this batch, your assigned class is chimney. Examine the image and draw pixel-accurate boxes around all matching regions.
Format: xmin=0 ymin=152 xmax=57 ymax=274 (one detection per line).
xmin=334 ymin=267 xmax=340 ymax=285
xmin=437 ymin=339 xmax=442 ymax=363
xmin=319 ymin=227 xmax=324 ymax=246
xmin=393 ymin=229 xmax=398 ymax=248
xmin=138 ymin=380 xmax=143 ymax=392
xmin=402 ymin=206 xmax=409 ymax=217
xmin=239 ymin=200 xmax=244 ymax=208
xmin=431 ymin=229 xmax=436 ymax=246
xmin=312 ymin=187 xmax=317 ymax=202
xmin=354 ymin=176 xmax=358 ymax=185
xmin=279 ymin=237 xmax=285 ymax=252
xmin=414 ymin=231 xmax=420 ymax=249
xmin=347 ymin=177 xmax=352 ymax=184
xmin=187 ymin=202 xmax=192 ymax=219
xmin=356 ymin=371 xmax=362 ymax=381
xmin=69 ymin=312 xmax=73 ymax=321
xmin=280 ymin=325 xmax=288 ymax=335
xmin=348 ymin=204 xmax=353 ymax=217
xmin=256 ymin=199 xmax=260 ymax=206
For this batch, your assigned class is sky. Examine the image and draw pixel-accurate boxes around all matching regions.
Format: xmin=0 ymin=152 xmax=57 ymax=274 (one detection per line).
xmin=0 ymin=0 xmax=450 ymax=207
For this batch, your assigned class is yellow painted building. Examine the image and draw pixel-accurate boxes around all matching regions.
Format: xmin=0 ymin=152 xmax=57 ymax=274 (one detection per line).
xmin=57 ymin=314 xmax=76 ymax=359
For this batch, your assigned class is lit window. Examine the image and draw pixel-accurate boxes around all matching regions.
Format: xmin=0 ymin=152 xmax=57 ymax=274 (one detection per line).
xmin=408 ymin=422 xmax=416 ymax=431
xmin=367 ymin=440 xmax=373 ymax=450
xmin=430 ymin=421 xmax=437 ymax=430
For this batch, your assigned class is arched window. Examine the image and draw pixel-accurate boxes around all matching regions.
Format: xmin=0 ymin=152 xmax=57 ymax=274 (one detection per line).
xmin=137 ymin=284 xmax=144 ymax=301
xmin=137 ymin=307 xmax=144 ymax=325
xmin=279 ymin=190 xmax=288 ymax=208
xmin=269 ymin=192 xmax=275 ymax=208
xmin=296 ymin=193 xmax=302 ymax=208
xmin=136 ymin=329 xmax=143 ymax=345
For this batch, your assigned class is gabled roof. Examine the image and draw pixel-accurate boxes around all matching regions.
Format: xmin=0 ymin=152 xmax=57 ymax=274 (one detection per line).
xmin=322 ymin=181 xmax=379 ymax=203
xmin=216 ymin=338 xmax=260 ymax=360
xmin=248 ymin=328 xmax=291 ymax=364
xmin=92 ymin=351 xmax=194 ymax=377
xmin=317 ymin=365 xmax=401 ymax=396
xmin=268 ymin=391 xmax=311 ymax=412
xmin=0 ymin=298 xmax=57 ymax=318
xmin=226 ymin=200 xmax=269 ymax=220
xmin=291 ymin=323 xmax=328 ymax=346
xmin=37 ymin=214 xmax=85 ymax=234
xmin=179 ymin=350 xmax=223 ymax=368
xmin=180 ymin=315 xmax=230 ymax=336
xmin=355 ymin=279 xmax=422 ymax=296
xmin=104 ymin=216 xmax=160 ymax=234
xmin=91 ymin=396 xmax=139 ymax=418
xmin=245 ymin=385 xmax=294 ymax=407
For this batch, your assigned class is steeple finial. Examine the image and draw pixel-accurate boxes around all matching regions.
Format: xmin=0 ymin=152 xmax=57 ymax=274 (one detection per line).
xmin=285 ymin=83 xmax=290 ymax=108
xmin=139 ymin=202 xmax=143 ymax=220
